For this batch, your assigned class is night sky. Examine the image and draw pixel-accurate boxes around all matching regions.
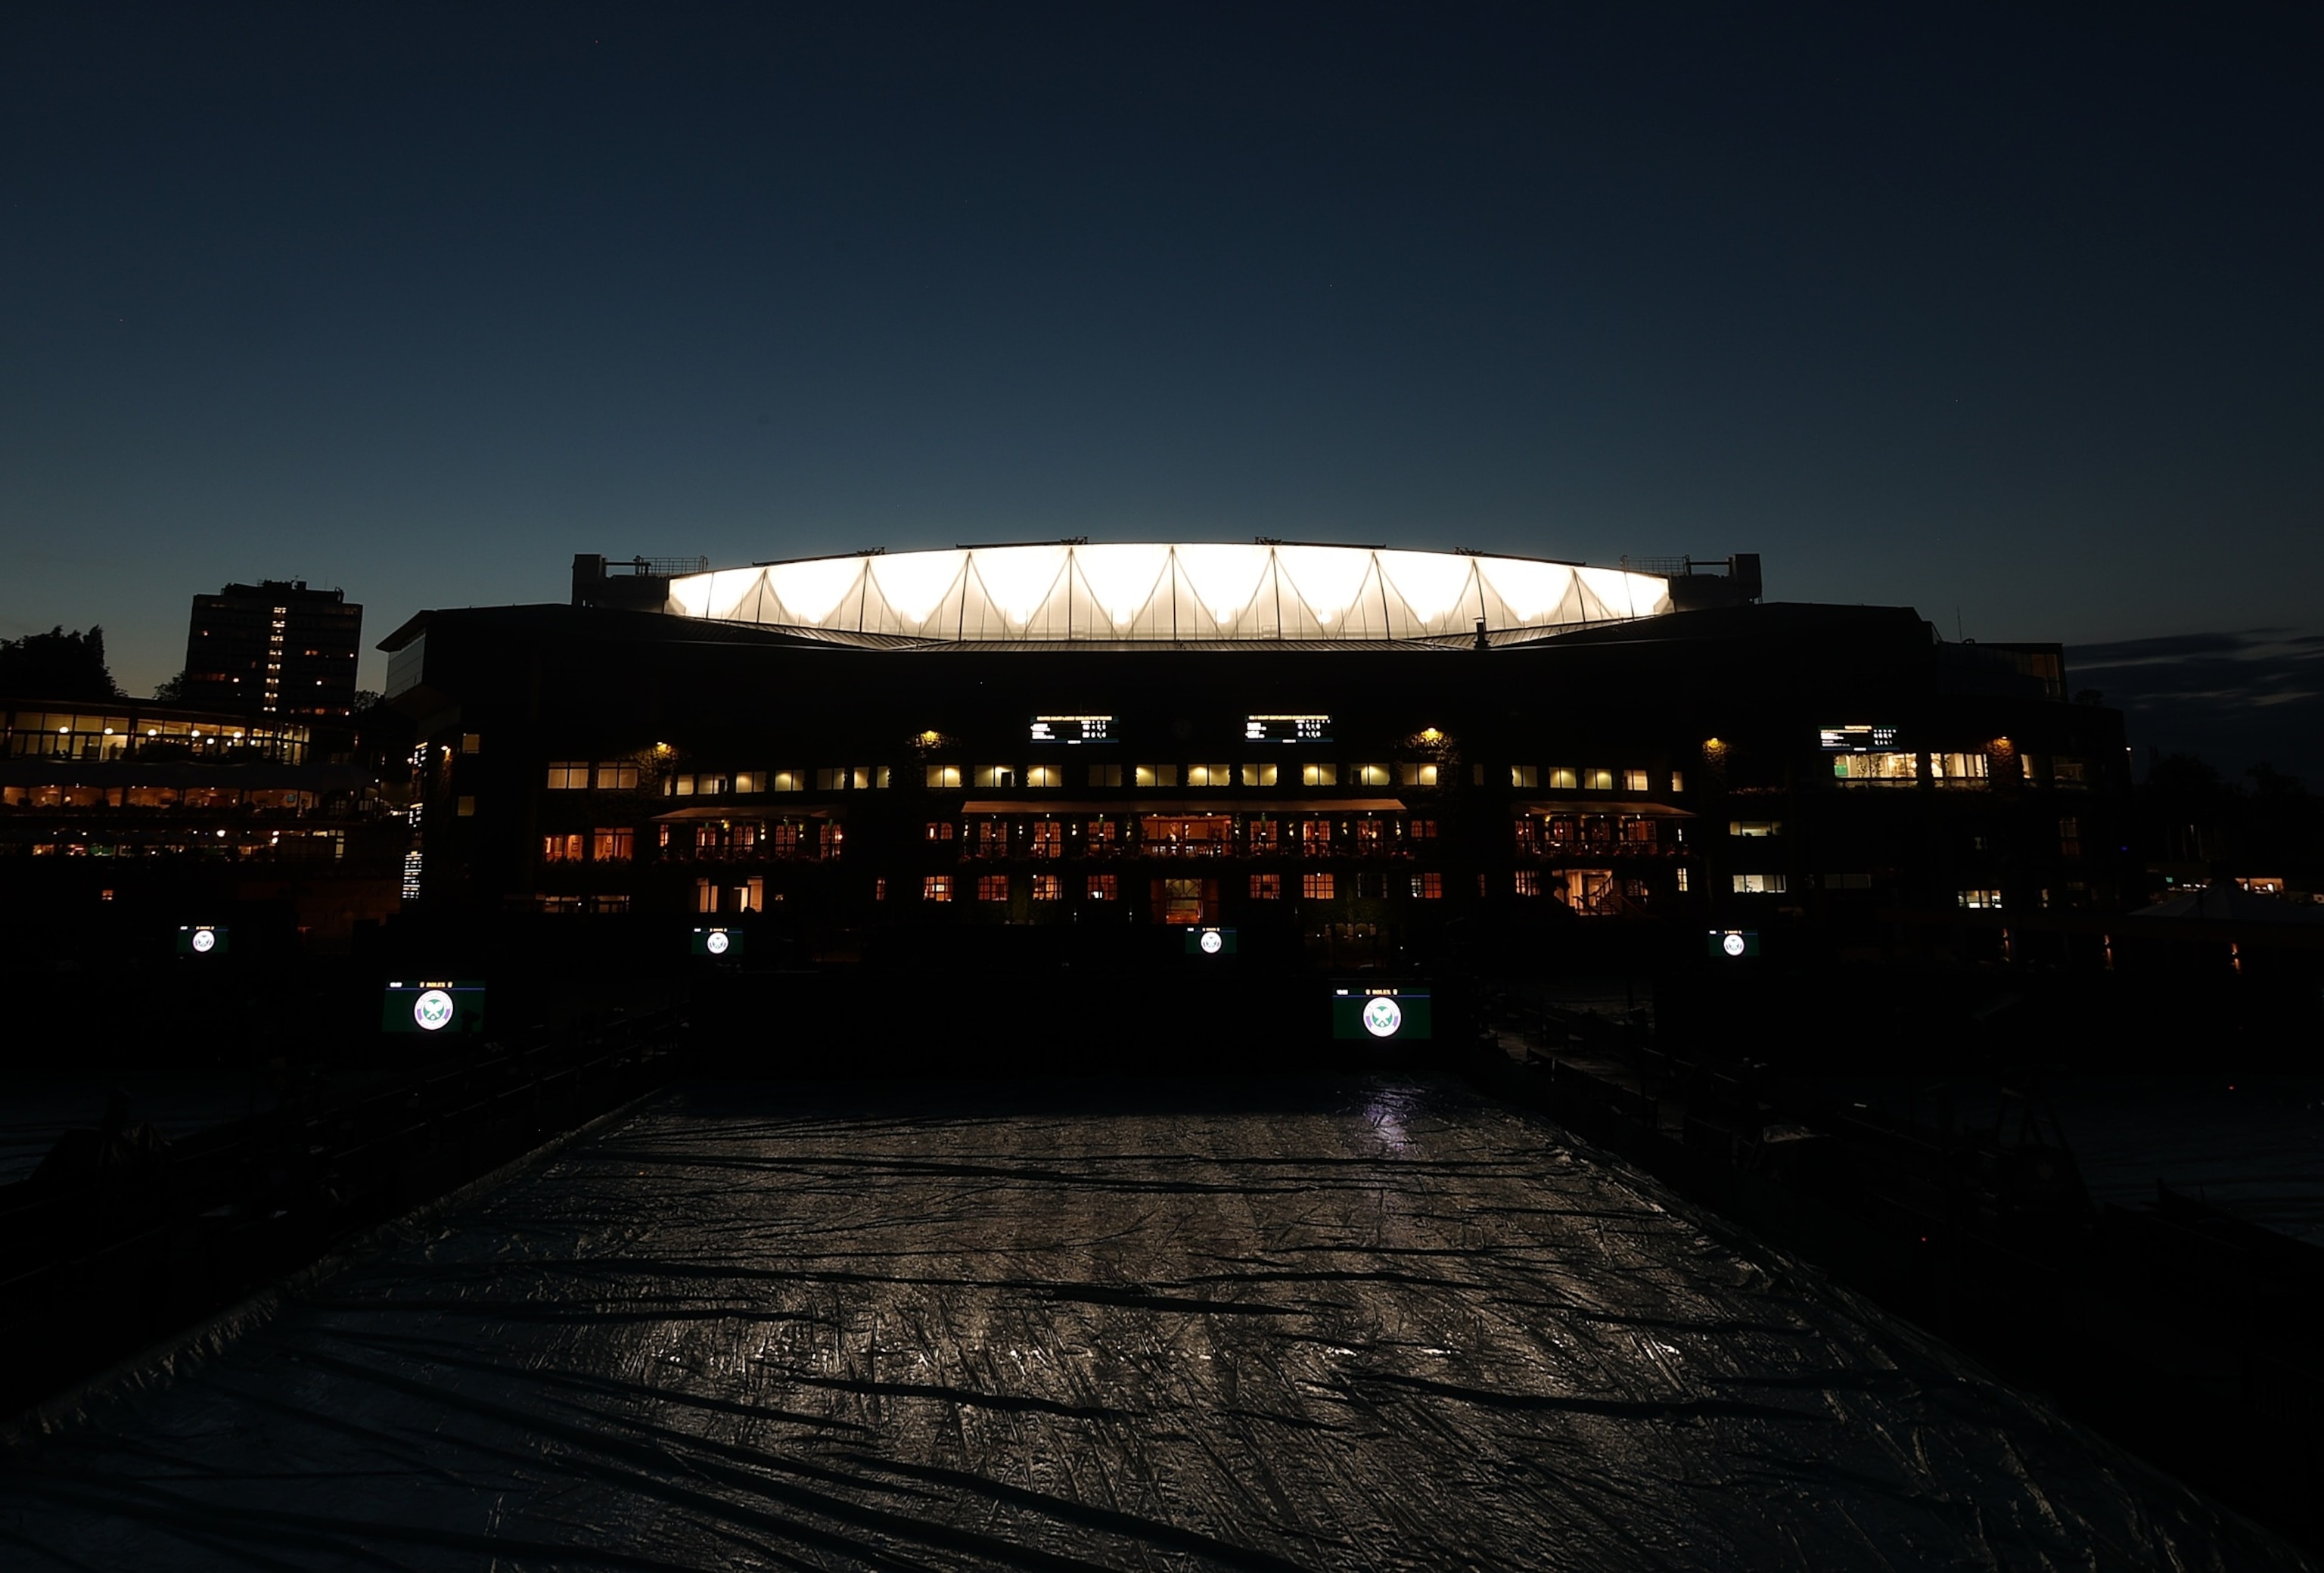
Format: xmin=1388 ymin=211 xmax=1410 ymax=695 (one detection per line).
xmin=4 ymin=5 xmax=2318 ymax=776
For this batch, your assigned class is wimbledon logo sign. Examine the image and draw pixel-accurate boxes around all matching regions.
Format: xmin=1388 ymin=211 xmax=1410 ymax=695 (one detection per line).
xmin=1360 ymin=996 xmax=1403 ymax=1039
xmin=412 ymin=989 xmax=458 ymax=1032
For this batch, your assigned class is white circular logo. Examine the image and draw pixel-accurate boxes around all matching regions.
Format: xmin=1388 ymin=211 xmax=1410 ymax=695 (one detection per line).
xmin=1360 ymin=996 xmax=1403 ymax=1038
xmin=1722 ymin=933 xmax=1747 ymax=958
xmin=706 ymin=931 xmax=730 ymax=956
xmin=412 ymin=989 xmax=456 ymax=1031
xmin=1199 ymin=931 xmax=1223 ymax=955
xmin=190 ymin=929 xmax=216 ymax=953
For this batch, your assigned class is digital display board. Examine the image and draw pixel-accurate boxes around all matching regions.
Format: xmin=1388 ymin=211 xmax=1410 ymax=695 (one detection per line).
xmin=382 ymin=979 xmax=488 ymax=1035
xmin=1184 ymin=926 xmax=1238 ymax=956
xmin=1031 ymin=715 xmax=1111 ymax=744
xmin=1819 ymin=725 xmax=1899 ymax=752
xmin=1331 ymin=985 xmax=1432 ymax=1040
xmin=1246 ymin=713 xmax=1330 ymax=744
xmin=176 ymin=925 xmax=228 ymax=956
xmin=1707 ymin=929 xmax=1761 ymax=959
xmin=691 ymin=926 xmax=744 ymax=957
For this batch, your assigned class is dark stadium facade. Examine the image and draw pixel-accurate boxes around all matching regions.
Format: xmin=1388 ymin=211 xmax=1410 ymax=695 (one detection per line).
xmin=377 ymin=545 xmax=2132 ymax=978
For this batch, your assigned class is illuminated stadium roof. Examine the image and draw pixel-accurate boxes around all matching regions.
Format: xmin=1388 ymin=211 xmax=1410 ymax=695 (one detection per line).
xmin=665 ymin=543 xmax=1671 ymax=645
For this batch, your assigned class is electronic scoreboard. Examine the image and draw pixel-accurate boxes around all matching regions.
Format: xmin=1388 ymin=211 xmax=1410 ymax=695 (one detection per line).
xmin=1331 ymin=985 xmax=1432 ymax=1040
xmin=382 ymin=979 xmax=488 ymax=1036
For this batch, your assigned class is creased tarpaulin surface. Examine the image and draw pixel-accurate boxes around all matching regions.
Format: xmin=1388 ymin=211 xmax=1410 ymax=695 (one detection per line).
xmin=2 ymin=1080 xmax=2307 ymax=1571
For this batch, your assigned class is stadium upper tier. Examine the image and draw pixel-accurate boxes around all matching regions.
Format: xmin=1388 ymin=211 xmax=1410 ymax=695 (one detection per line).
xmin=664 ymin=542 xmax=1672 ymax=645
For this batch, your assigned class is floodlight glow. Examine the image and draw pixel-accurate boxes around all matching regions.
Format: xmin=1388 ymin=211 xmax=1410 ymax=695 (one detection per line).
xmin=669 ymin=544 xmax=1669 ymax=644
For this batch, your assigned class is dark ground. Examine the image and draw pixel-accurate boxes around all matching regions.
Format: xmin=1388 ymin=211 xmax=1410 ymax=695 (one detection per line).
xmin=2 ymin=1077 xmax=2308 ymax=1570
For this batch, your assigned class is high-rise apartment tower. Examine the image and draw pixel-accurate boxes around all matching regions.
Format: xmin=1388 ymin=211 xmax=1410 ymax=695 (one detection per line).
xmin=183 ymin=580 xmax=363 ymax=719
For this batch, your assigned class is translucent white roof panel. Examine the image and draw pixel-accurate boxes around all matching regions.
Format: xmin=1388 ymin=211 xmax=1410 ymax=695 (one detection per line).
xmin=666 ymin=544 xmax=1670 ymax=644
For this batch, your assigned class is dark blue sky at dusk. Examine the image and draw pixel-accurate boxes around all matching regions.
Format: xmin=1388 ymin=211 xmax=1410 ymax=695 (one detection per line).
xmin=3 ymin=4 xmax=2319 ymax=773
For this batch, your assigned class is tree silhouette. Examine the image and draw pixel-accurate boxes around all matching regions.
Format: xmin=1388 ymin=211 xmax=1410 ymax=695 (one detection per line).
xmin=0 ymin=626 xmax=123 ymax=701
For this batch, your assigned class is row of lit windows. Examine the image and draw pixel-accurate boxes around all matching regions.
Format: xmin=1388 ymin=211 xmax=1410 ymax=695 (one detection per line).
xmin=1508 ymin=766 xmax=1666 ymax=793
xmin=2 ymin=785 xmax=324 ymax=813
xmin=1832 ymin=753 xmax=2089 ymax=788
xmin=543 ymin=760 xmax=1677 ymax=794
xmin=913 ymin=871 xmax=1451 ymax=903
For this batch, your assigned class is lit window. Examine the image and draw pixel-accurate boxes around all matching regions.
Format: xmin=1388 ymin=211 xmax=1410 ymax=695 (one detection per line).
xmin=1548 ymin=767 xmax=1578 ymax=790
xmin=1675 ymin=868 xmax=1689 ymax=892
xmin=2059 ymin=817 xmax=2082 ymax=856
xmin=592 ymin=827 xmax=633 ymax=862
xmin=1729 ymin=820 xmax=1782 ymax=838
xmin=1186 ymin=764 xmax=1231 ymax=787
xmin=1832 ymin=752 xmax=1918 ymax=785
xmin=1135 ymin=764 xmax=1179 ymax=787
xmin=923 ymin=875 xmax=954 ymax=902
xmin=1347 ymin=763 xmax=1387 ymax=787
xmin=1412 ymin=872 xmax=1443 ymax=900
xmin=1032 ymin=874 xmax=1063 ymax=901
xmin=974 ymin=765 xmax=1018 ymax=788
xmin=455 ymin=796 xmax=476 ymax=817
xmin=696 ymin=773 xmax=729 ymax=797
xmin=460 ymin=733 xmax=481 ymax=754
xmin=1512 ymin=870 xmax=1541 ymax=896
xmin=771 ymin=769 xmax=806 ymax=792
xmin=1583 ymin=768 xmax=1615 ymax=791
xmin=1301 ymin=763 xmax=1337 ymax=788
xmin=2053 ymin=757 xmax=2088 ymax=788
xmin=695 ymin=877 xmax=719 ymax=913
xmin=1511 ymin=765 xmax=1539 ymax=788
xmin=1409 ymin=819 xmax=1437 ymax=844
xmin=545 ymin=761 xmax=590 ymax=790
xmin=1301 ymin=872 xmax=1336 ymax=900
xmin=1248 ymin=818 xmax=1280 ymax=853
xmin=1250 ymin=872 xmax=1282 ymax=899
xmin=1240 ymin=763 xmax=1279 ymax=787
xmin=875 ymin=877 xmax=887 ymax=900
xmin=733 ymin=772 xmax=761 ymax=794
xmin=975 ymin=821 xmax=1008 ymax=857
xmin=1931 ymin=752 xmax=1989 ymax=789
xmin=769 ymin=822 xmax=802 ymax=858
xmin=1957 ymin=888 xmax=2003 ymax=909
xmin=672 ymin=775 xmax=696 ymax=797
xmin=1086 ymin=873 xmax=1118 ymax=900
xmin=1399 ymin=763 xmax=1438 ymax=787
xmin=924 ymin=821 xmax=956 ymax=842
xmin=1089 ymin=764 xmax=1124 ymax=787
xmin=1030 ymin=821 xmax=1063 ymax=858
xmin=598 ymin=762 xmax=640 ymax=790
xmin=1670 ymin=770 xmax=1686 ymax=793
xmin=540 ymin=833 xmax=583 ymax=863
xmin=1027 ymin=764 xmax=1062 ymax=788
xmin=1732 ymin=873 xmax=1787 ymax=894
xmin=1622 ymin=769 xmax=1649 ymax=792
xmin=978 ymin=873 xmax=1009 ymax=901
xmin=924 ymin=765 xmax=963 ymax=788
xmin=1300 ymin=819 xmax=1332 ymax=855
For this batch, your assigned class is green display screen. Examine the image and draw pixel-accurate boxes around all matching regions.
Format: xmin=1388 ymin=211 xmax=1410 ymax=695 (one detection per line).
xmin=1184 ymin=927 xmax=1238 ymax=956
xmin=176 ymin=925 xmax=228 ymax=957
xmin=381 ymin=980 xmax=488 ymax=1035
xmin=1331 ymin=987 xmax=1432 ymax=1040
xmin=691 ymin=927 xmax=744 ymax=957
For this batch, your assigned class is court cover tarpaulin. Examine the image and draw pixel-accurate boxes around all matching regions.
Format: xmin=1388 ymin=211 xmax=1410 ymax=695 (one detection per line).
xmin=2 ymin=1081 xmax=2307 ymax=1570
